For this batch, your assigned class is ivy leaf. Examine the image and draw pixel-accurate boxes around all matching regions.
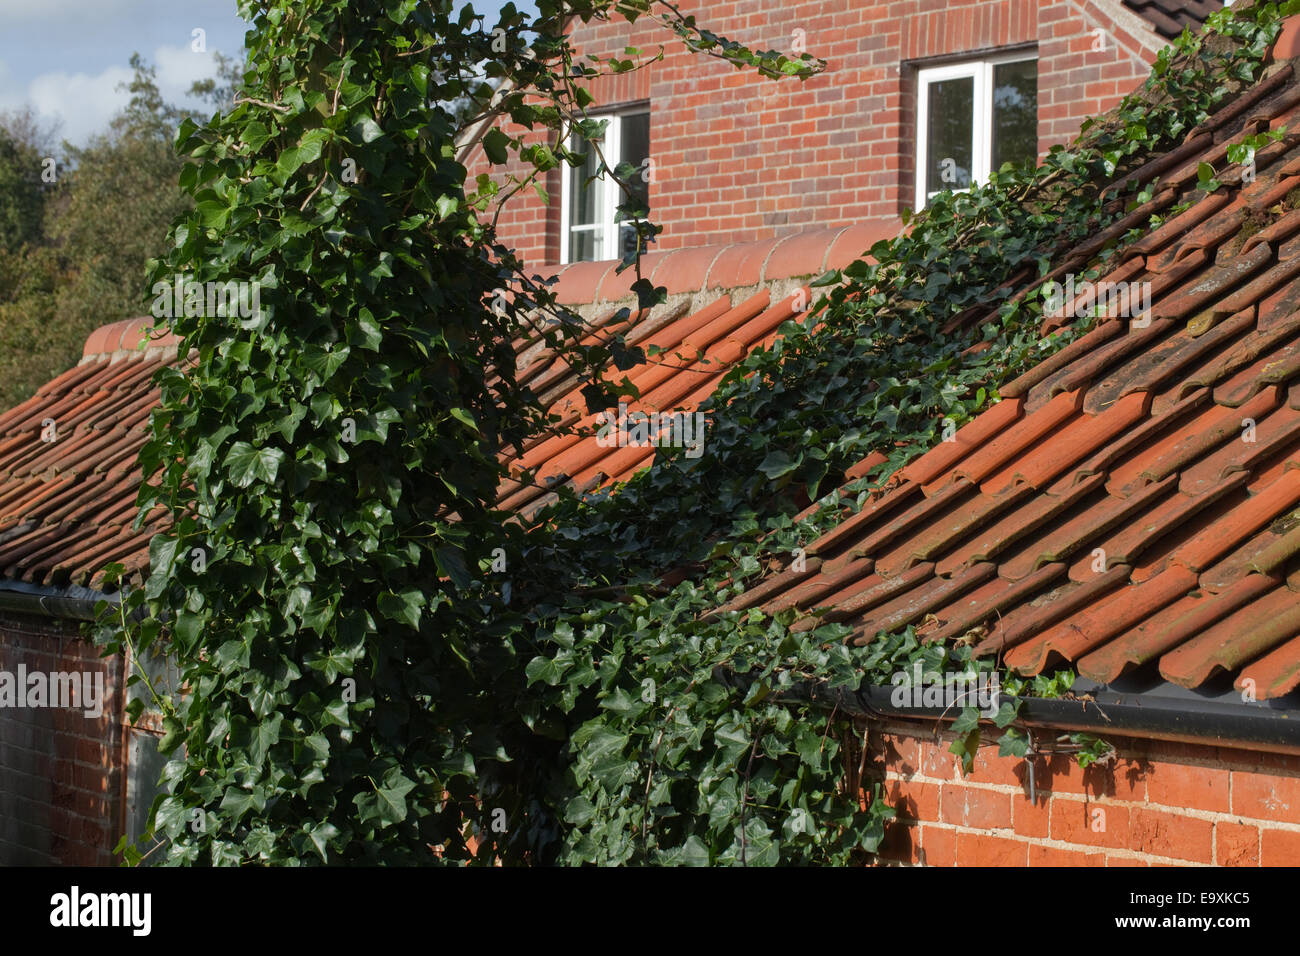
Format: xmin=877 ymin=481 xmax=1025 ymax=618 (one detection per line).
xmin=305 ymin=821 xmax=340 ymax=862
xmin=757 ymin=449 xmax=802 ymax=480
xmin=482 ymin=128 xmax=510 ymax=164
xmin=242 ymin=121 xmax=272 ymax=151
xmin=297 ymin=128 xmax=331 ymax=163
xmin=992 ymin=700 xmax=1020 ymax=729
xmin=276 ymin=147 xmax=306 ymax=180
xmin=950 ymin=706 xmax=981 ymax=737
xmin=155 ymin=797 xmax=190 ymax=840
xmin=377 ymin=587 xmax=424 ymax=629
xmin=525 ymin=654 xmax=571 ymax=687
xmin=998 ymin=728 xmax=1029 ymax=758
xmin=678 ymin=835 xmax=710 ymax=866
xmin=226 ymin=441 xmax=286 ymax=487
xmin=374 ymin=770 xmax=416 ymax=824
xmin=351 ymin=116 xmax=384 ymax=143
xmin=219 ymin=788 xmax=254 ymax=822
xmin=948 ymin=726 xmax=981 ymax=775
xmin=434 ymin=545 xmax=470 ymax=589
xmin=564 ymin=795 xmax=596 ymax=827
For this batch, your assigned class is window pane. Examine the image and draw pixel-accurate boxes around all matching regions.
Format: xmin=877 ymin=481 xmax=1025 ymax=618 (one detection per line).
xmin=568 ymin=130 xmax=604 ymax=228
xmin=618 ymin=112 xmax=650 ymax=216
xmin=992 ymin=60 xmax=1038 ymax=173
xmin=569 ymin=228 xmax=600 ymax=263
xmin=618 ymin=222 xmax=643 ymax=260
xmin=925 ymin=76 xmax=974 ymax=201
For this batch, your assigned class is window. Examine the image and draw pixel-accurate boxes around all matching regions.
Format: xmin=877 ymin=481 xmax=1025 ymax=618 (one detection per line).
xmin=561 ymin=108 xmax=650 ymax=264
xmin=915 ymin=53 xmax=1037 ymax=211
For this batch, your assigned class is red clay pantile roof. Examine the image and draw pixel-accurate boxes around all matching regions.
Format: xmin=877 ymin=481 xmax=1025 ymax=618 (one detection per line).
xmin=723 ymin=58 xmax=1300 ymax=700
xmin=498 ymin=286 xmax=809 ymax=516
xmin=497 ymin=225 xmax=896 ymax=517
xmin=0 ymin=226 xmax=888 ymax=592
xmin=0 ymin=319 xmax=181 ymax=591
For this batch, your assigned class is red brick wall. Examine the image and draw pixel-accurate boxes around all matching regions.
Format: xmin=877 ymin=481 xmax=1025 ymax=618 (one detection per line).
xmin=871 ymin=721 xmax=1300 ymax=866
xmin=0 ymin=612 xmax=123 ymax=865
xmin=1039 ymin=1 xmax=1159 ymax=145
xmin=469 ymin=0 xmax=1163 ymax=268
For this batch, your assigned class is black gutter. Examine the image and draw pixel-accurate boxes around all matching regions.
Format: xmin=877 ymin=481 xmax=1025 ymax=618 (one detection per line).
xmin=718 ymin=668 xmax=1300 ymax=754
xmin=0 ymin=580 xmax=118 ymax=622
xmin=812 ymin=681 xmax=1300 ymax=755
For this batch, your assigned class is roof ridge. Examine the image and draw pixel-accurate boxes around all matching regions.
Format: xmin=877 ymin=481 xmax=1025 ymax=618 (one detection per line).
xmin=539 ymin=221 xmax=897 ymax=306
xmin=80 ymin=317 xmax=182 ymax=364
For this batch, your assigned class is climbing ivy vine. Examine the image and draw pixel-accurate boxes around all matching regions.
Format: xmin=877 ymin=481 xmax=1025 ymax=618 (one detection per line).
xmin=98 ymin=1 xmax=1293 ymax=866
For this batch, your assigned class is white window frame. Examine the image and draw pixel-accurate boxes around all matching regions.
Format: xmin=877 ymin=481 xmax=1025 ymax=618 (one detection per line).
xmin=915 ymin=51 xmax=1037 ymax=212
xmin=560 ymin=108 xmax=649 ymax=265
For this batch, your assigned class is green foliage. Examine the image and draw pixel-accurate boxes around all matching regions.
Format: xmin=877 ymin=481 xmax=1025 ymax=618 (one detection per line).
xmin=99 ymin=1 xmax=1284 ymax=866
xmin=0 ymin=56 xmax=217 ymax=408
xmin=0 ymin=111 xmax=49 ymax=258
xmin=1070 ymin=733 xmax=1119 ymax=769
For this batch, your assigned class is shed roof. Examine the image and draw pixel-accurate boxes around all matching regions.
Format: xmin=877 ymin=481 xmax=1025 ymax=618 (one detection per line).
xmin=0 ymin=225 xmax=882 ymax=592
xmin=722 ymin=57 xmax=1300 ymax=700
xmin=0 ymin=319 xmax=180 ymax=591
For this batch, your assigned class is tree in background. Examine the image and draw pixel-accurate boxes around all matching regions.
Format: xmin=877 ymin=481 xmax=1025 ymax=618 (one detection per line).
xmin=0 ymin=109 xmax=51 ymax=261
xmin=0 ymin=55 xmax=236 ymax=407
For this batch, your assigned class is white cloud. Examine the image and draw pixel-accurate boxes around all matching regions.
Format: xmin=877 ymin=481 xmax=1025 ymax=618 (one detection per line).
xmin=153 ymin=42 xmax=223 ymax=105
xmin=27 ymin=65 xmax=134 ymax=144
xmin=5 ymin=43 xmax=224 ymax=146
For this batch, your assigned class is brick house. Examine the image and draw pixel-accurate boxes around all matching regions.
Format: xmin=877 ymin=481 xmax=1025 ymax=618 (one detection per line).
xmin=467 ymin=0 xmax=1224 ymax=268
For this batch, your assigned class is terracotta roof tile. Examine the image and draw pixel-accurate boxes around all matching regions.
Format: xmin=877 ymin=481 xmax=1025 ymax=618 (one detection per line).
xmin=0 ymin=320 xmax=179 ymax=590
xmin=594 ymin=252 xmax=669 ymax=301
xmin=976 ymin=563 xmax=1131 ymax=657
xmin=1004 ymin=563 xmax=1200 ymax=675
xmin=1080 ymin=579 xmax=1252 ymax=682
xmin=825 ymin=223 xmax=898 ymax=270
xmin=814 ymin=560 xmax=935 ymax=629
xmin=1160 ymin=581 xmax=1300 ymax=686
xmin=925 ymin=562 xmax=1068 ymax=645
xmin=1236 ymin=630 xmax=1300 ymax=699
xmin=536 ymin=222 xmax=897 ymax=307
xmin=898 ymin=397 xmax=1023 ymax=485
xmin=1122 ymin=0 xmax=1220 ymax=40
xmin=850 ymin=561 xmax=997 ymax=645
xmin=767 ymin=228 xmax=843 ymax=279
xmin=934 ymin=474 xmax=1104 ymax=577
xmin=810 ymin=481 xmax=924 ymax=561
xmin=500 ymin=237 xmax=847 ymax=515
xmin=761 ymin=556 xmax=870 ymax=616
xmin=706 ymin=237 xmax=780 ymax=290
xmin=939 ymin=389 xmax=1082 ymax=492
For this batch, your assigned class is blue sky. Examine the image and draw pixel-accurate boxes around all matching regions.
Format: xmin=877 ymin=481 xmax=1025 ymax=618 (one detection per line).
xmin=0 ymin=0 xmax=532 ymax=147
